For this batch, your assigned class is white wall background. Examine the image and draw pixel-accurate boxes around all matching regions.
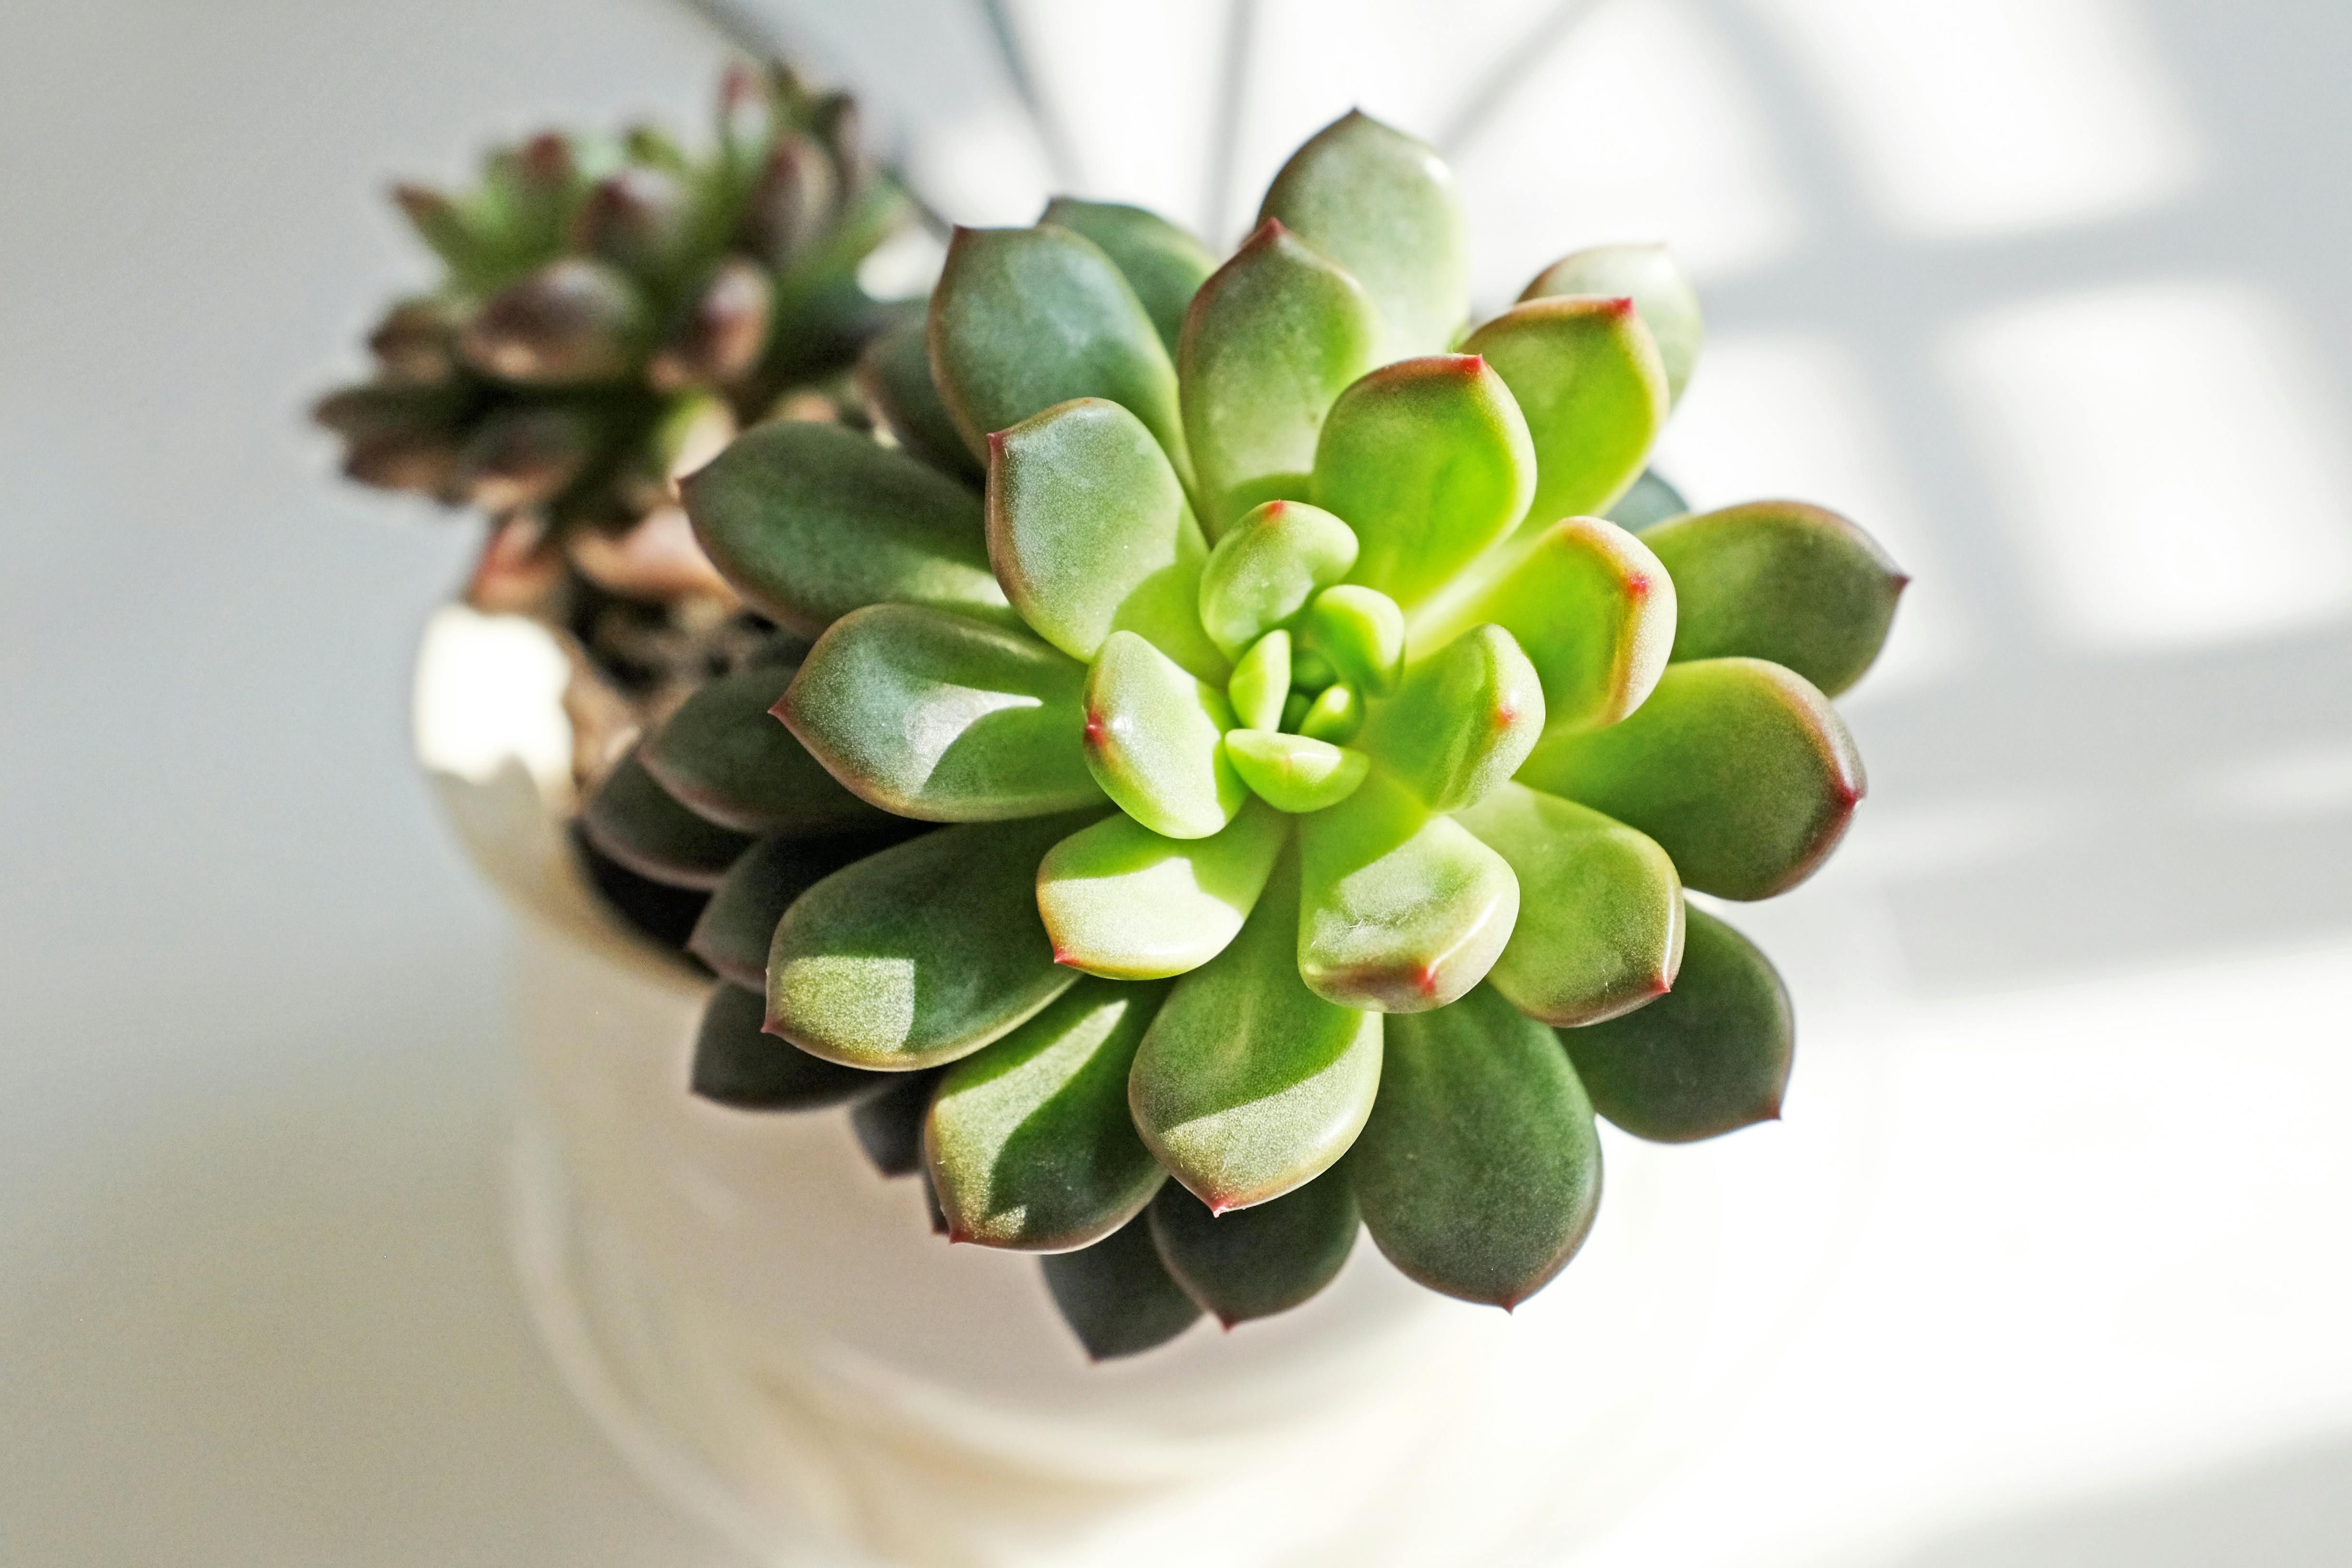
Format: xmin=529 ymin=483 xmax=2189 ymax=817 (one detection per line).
xmin=2 ymin=1 xmax=2347 ymax=1563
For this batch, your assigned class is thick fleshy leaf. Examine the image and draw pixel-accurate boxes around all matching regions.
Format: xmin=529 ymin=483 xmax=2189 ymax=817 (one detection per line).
xmin=1297 ymin=769 xmax=1519 ymax=1011
xmin=1179 ymin=220 xmax=1381 ymax=532
xmin=926 ymin=978 xmax=1170 ymax=1250
xmin=1639 ymin=501 xmax=1908 ymax=697
xmin=1304 ymin=585 xmax=1405 ymax=697
xmin=1354 ymin=625 xmax=1544 ymax=814
xmin=1517 ymin=658 xmax=1865 ymax=900
xmin=1454 ymin=784 xmax=1684 ymax=1026
xmin=1605 ymin=468 xmax=1688 ymax=530
xmin=1225 ymin=730 xmax=1371 ymax=814
xmin=985 ymin=398 xmax=1225 ymax=680
xmin=688 ymin=826 xmax=922 ymax=987
xmin=1561 ymin=906 xmax=1792 ymax=1142
xmin=1147 ymin=1176 xmax=1359 ymax=1327
xmin=1296 ymin=681 xmax=1363 ymax=745
xmin=458 ymin=258 xmax=649 ymax=385
xmin=1227 ymin=630 xmax=1291 ymax=732
xmin=781 ymin=604 xmax=1101 ymax=821
xmin=1040 ymin=197 xmax=1216 ymax=356
xmin=641 ymin=664 xmax=895 ymax=835
xmin=1412 ymin=517 xmax=1674 ymax=737
xmin=765 ymin=814 xmax=1094 ymax=1069
xmin=929 ymin=224 xmax=1187 ymax=473
xmin=1313 ymin=355 xmax=1535 ymax=609
xmin=1035 ymin=801 xmax=1288 ymax=981
xmin=691 ymin=982 xmax=884 ymax=1111
xmin=857 ymin=312 xmax=984 ymax=481
xmin=1257 ymin=110 xmax=1470 ymax=363
xmin=683 ymin=420 xmax=1006 ymax=637
xmin=1130 ymin=847 xmax=1384 ymax=1212
xmin=1081 ymin=632 xmax=1245 ymax=840
xmin=851 ymin=1068 xmax=946 ymax=1176
xmin=1040 ymin=1210 xmax=1203 ymax=1360
xmin=1196 ymin=500 xmax=1360 ymax=660
xmin=579 ymin=752 xmax=753 ymax=891
xmin=1348 ymin=983 xmax=1603 ymax=1308
xmin=1521 ymin=244 xmax=1704 ymax=406
xmin=1463 ymin=297 xmax=1668 ymax=533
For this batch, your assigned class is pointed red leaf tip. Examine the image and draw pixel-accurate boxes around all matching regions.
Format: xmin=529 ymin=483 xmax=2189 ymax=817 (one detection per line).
xmin=985 ymin=429 xmax=1008 ymax=465
xmin=1051 ymin=947 xmax=1079 ymax=968
xmin=1624 ymin=572 xmax=1652 ymax=600
xmin=945 ymin=1226 xmax=970 ymax=1245
xmin=1218 ymin=1315 xmax=1239 ymax=1333
xmin=1490 ymin=700 xmax=1518 ymax=732
xmin=1083 ymin=709 xmax=1108 ymax=748
xmin=1598 ymin=295 xmax=1638 ymax=318
xmin=1415 ymin=963 xmax=1445 ymax=999
xmin=520 ymin=131 xmax=571 ymax=184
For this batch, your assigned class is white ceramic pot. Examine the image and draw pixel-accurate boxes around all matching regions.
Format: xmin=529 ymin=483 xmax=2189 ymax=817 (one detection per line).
xmin=412 ymin=604 xmax=1878 ymax=1568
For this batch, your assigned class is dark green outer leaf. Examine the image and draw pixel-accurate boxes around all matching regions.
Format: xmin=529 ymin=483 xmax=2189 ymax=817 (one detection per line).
xmin=691 ymin=982 xmax=885 ymax=1111
xmin=1516 ymin=657 xmax=1865 ymax=901
xmin=929 ymin=224 xmax=1188 ymax=475
xmin=765 ymin=813 xmax=1098 ymax=1069
xmin=1348 ymin=984 xmax=1603 ymax=1309
xmin=579 ymin=752 xmax=754 ymax=891
xmin=1560 ymin=906 xmax=1792 ymax=1143
xmin=682 ymin=420 xmax=1006 ymax=639
xmin=1639 ymin=501 xmax=1908 ymax=697
xmin=1040 ymin=197 xmax=1217 ymax=356
xmin=1605 ymin=468 xmax=1688 ymax=530
xmin=858 ymin=312 xmax=985 ymax=481
xmin=689 ymin=826 xmax=926 ymax=988
xmin=926 ymin=978 xmax=1170 ymax=1250
xmin=851 ymin=1068 xmax=946 ymax=1176
xmin=641 ymin=663 xmax=896 ymax=836
xmin=1148 ymin=1175 xmax=1359 ymax=1327
xmin=1040 ymin=1210 xmax=1204 ymax=1361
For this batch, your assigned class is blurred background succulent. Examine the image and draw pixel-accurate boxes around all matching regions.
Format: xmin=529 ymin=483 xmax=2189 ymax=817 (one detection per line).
xmin=314 ymin=59 xmax=922 ymax=742
xmin=628 ymin=106 xmax=1909 ymax=1358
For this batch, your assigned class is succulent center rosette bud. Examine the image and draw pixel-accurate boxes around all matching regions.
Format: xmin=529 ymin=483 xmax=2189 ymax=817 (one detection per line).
xmin=669 ymin=111 xmax=1906 ymax=1357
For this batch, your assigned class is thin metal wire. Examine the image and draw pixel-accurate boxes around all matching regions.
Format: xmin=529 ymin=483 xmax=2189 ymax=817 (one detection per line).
xmin=1433 ymin=0 xmax=1602 ymax=159
xmin=1200 ymin=0 xmax=1261 ymax=246
xmin=973 ymin=0 xmax=1083 ymax=193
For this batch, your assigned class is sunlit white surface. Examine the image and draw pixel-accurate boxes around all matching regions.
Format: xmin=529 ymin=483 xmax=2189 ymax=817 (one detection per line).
xmin=1752 ymin=0 xmax=2200 ymax=237
xmin=1006 ymin=0 xmax=1229 ymax=224
xmin=1946 ymin=280 xmax=2352 ymax=649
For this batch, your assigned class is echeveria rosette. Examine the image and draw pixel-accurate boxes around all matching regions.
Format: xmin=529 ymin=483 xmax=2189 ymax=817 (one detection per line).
xmin=314 ymin=60 xmax=915 ymax=596
xmin=679 ymin=111 xmax=1906 ymax=1358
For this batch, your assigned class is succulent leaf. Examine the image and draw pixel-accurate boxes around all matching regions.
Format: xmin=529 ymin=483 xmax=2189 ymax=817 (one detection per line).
xmin=459 ymin=257 xmax=650 ymax=385
xmin=851 ymin=1068 xmax=946 ymax=1176
xmin=1035 ymin=801 xmax=1288 ymax=981
xmin=1081 ymin=632 xmax=1247 ymax=840
xmin=1296 ymin=768 xmax=1519 ymax=1011
xmin=1226 ymin=630 xmax=1292 ymax=732
xmin=1040 ymin=197 xmax=1218 ymax=356
xmin=926 ymin=977 xmax=1171 ymax=1250
xmin=1605 ymin=468 xmax=1689 ymax=530
xmin=1147 ymin=1176 xmax=1360 ymax=1327
xmin=1561 ymin=906 xmax=1791 ymax=1142
xmin=929 ymin=224 xmax=1188 ymax=473
xmin=765 ymin=813 xmax=1095 ymax=1069
xmin=1454 ymin=784 xmax=1684 ymax=1026
xmin=1303 ymin=585 xmax=1406 ymax=697
xmin=1179 ymin=220 xmax=1381 ymax=532
xmin=1463 ymin=297 xmax=1667 ymax=533
xmin=1314 ymin=356 xmax=1535 ymax=608
xmin=1521 ymin=244 xmax=1703 ymax=406
xmin=1296 ymin=681 xmax=1363 ymax=745
xmin=782 ymin=604 xmax=1102 ymax=821
xmin=1040 ymin=1210 xmax=1203 ymax=1360
xmin=858 ymin=312 xmax=985 ymax=481
xmin=1130 ymin=848 xmax=1384 ymax=1211
xmin=1518 ymin=658 xmax=1864 ymax=900
xmin=1257 ymin=111 xmax=1470 ymax=363
xmin=1413 ymin=516 xmax=1674 ymax=737
xmin=986 ymin=398 xmax=1226 ymax=680
xmin=1224 ymin=730 xmax=1372 ymax=814
xmin=689 ymin=826 xmax=923 ymax=987
xmin=1196 ymin=500 xmax=1361 ymax=660
xmin=1348 ymin=983 xmax=1603 ymax=1308
xmin=579 ymin=751 xmax=754 ymax=891
xmin=1354 ymin=625 xmax=1544 ymax=813
xmin=642 ymin=663 xmax=895 ymax=835
xmin=1638 ymin=502 xmax=1907 ymax=696
xmin=684 ymin=420 xmax=1006 ymax=637
xmin=692 ymin=982 xmax=885 ymax=1110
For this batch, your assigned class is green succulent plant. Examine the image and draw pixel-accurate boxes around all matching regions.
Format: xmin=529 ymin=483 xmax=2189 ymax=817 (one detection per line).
xmin=632 ymin=110 xmax=1902 ymax=1359
xmin=314 ymin=60 xmax=914 ymax=568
